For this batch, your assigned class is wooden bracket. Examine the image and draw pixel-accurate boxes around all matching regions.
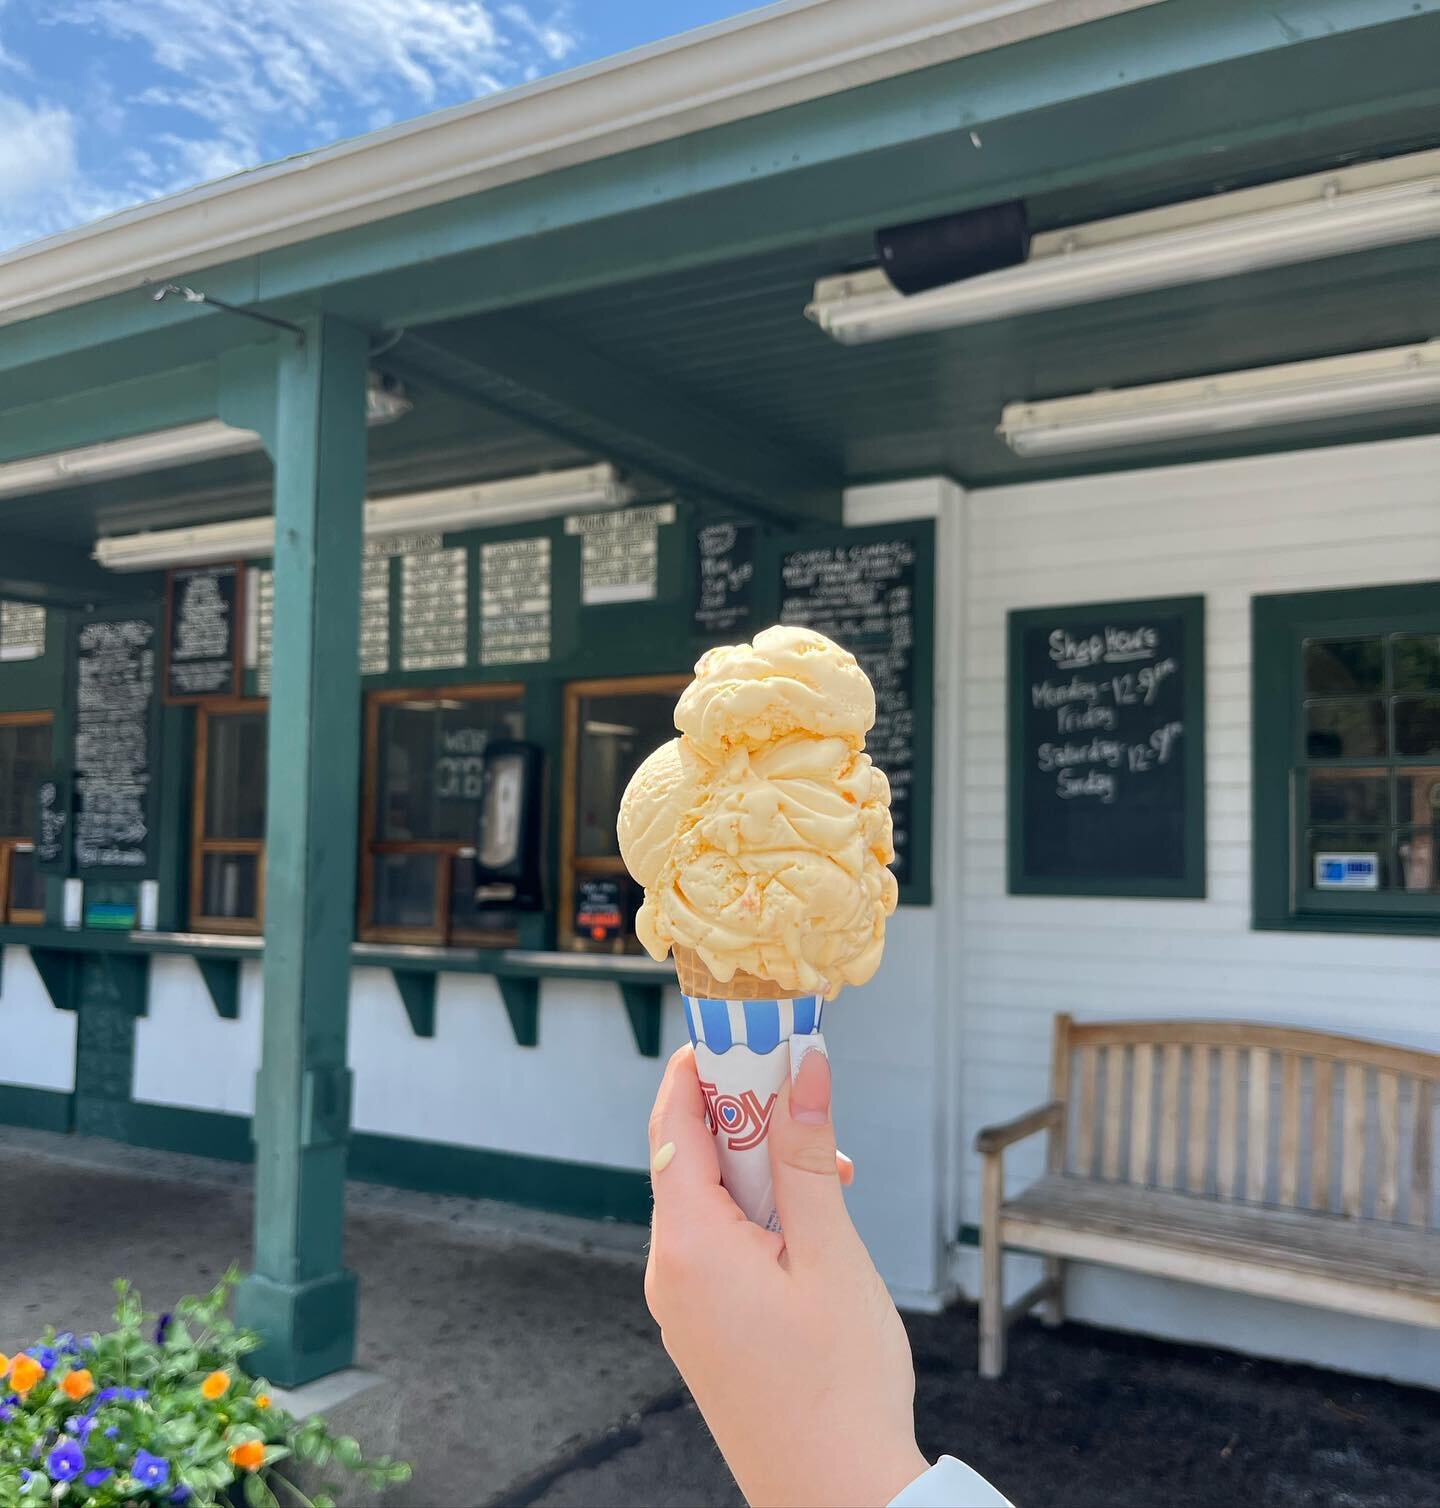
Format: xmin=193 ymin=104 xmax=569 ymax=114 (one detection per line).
xmin=497 ymin=975 xmax=539 ymax=1048
xmin=391 ymin=969 xmax=438 ymax=1039
xmin=619 ymin=983 xmax=664 ymax=1059
xmin=196 ymin=957 xmax=242 ymax=1020
xmin=29 ymin=948 xmax=80 ymax=1013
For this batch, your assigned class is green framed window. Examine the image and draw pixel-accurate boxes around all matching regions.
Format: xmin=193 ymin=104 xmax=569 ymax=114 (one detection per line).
xmin=1253 ymin=583 xmax=1440 ymax=935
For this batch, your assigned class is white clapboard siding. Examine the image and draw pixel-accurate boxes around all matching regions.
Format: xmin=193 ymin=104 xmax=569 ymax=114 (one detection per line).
xmin=956 ymin=435 xmax=1440 ymax=1226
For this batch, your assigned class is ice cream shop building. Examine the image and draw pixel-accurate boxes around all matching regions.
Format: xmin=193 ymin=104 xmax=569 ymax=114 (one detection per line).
xmin=2 ymin=0 xmax=1438 ymax=1388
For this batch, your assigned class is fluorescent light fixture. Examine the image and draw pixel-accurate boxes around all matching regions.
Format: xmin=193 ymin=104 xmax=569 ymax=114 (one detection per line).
xmin=807 ymin=150 xmax=1440 ymax=344
xmin=0 ymin=373 xmax=410 ymax=501
xmin=93 ymin=463 xmax=633 ymax=570
xmin=997 ymin=341 xmax=1440 ymax=459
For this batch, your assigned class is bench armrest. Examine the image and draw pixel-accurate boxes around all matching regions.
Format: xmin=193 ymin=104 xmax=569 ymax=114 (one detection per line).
xmin=974 ymin=1100 xmax=1064 ymax=1156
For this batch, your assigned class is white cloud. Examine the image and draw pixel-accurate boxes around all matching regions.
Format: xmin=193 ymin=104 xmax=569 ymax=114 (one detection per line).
xmin=0 ymin=0 xmax=582 ymax=252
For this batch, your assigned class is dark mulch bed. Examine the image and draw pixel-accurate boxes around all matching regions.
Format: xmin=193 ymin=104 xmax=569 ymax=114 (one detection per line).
xmin=520 ymin=1303 xmax=1440 ymax=1507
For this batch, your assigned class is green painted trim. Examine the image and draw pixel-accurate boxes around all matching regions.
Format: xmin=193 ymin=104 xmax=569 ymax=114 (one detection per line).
xmin=497 ymin=975 xmax=540 ymax=1048
xmin=348 ymin=1131 xmax=651 ymax=1225
xmin=0 ymin=535 xmax=160 ymax=608
xmin=29 ymin=947 xmax=80 ymax=1011
xmin=390 ymin=968 xmax=437 ymax=1038
xmin=393 ymin=324 xmax=841 ymax=526
xmin=96 ymin=1101 xmax=652 ymax=1225
xmin=0 ymin=1084 xmax=74 ymax=1134
xmin=619 ymin=983 xmax=664 ymax=1060
xmin=1252 ymin=580 xmax=1440 ymax=937
xmin=1008 ymin=595 xmax=1207 ymax=900
xmin=127 ymin=1100 xmax=254 ymax=1161
xmin=195 ymin=957 xmax=242 ymax=1020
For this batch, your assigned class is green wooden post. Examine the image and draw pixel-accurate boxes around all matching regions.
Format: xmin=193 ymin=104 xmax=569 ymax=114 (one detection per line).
xmin=236 ymin=317 xmax=368 ymax=1385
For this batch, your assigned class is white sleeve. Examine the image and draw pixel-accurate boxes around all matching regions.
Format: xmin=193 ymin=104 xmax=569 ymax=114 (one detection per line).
xmin=887 ymin=1456 xmax=1014 ymax=1508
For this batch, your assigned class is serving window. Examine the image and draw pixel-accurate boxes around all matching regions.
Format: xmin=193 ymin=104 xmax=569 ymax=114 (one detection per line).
xmin=560 ymin=674 xmax=688 ymax=953
xmin=1255 ymin=584 xmax=1440 ymax=934
xmin=191 ymin=699 xmax=268 ymax=934
xmin=0 ymin=711 xmax=52 ymax=925
xmin=360 ymin=685 xmax=525 ymax=945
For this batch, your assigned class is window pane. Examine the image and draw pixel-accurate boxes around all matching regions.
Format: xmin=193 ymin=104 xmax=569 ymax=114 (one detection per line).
xmin=1395 ymin=829 xmax=1439 ymax=893
xmin=1304 ymin=700 xmax=1385 ymax=759
xmin=200 ymin=852 xmax=260 ymax=920
xmin=1394 ymin=767 xmax=1440 ymax=825
xmin=372 ymin=853 xmax=439 ymax=930
xmin=574 ymin=691 xmax=681 ymax=859
xmin=1392 ymin=634 xmax=1440 ymax=693
xmin=1303 ymin=638 xmax=1383 ymax=694
xmin=1306 ymin=769 xmax=1387 ymax=826
xmin=1393 ymin=697 xmax=1440 ymax=758
xmin=1306 ymin=831 xmax=1389 ymax=891
xmin=205 ymin=713 xmax=267 ymax=839
xmin=376 ymin=697 xmax=524 ymax=842
xmin=448 ymin=854 xmax=516 ymax=938
xmin=0 ymin=722 xmax=52 ymax=837
xmin=9 ymin=845 xmax=42 ymax=914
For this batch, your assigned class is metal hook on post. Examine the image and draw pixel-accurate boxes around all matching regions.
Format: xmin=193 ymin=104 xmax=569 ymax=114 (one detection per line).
xmin=149 ymin=282 xmax=307 ymax=344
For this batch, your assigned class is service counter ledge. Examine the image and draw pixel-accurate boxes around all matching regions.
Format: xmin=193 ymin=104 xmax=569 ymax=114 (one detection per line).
xmin=0 ymin=927 xmax=671 ymax=1057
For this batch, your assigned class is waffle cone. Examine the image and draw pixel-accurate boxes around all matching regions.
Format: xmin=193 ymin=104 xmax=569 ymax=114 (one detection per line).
xmin=672 ymin=946 xmax=812 ymax=1001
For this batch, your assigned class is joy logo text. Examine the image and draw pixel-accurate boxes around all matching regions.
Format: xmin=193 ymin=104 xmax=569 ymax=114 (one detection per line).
xmin=698 ymin=1080 xmax=777 ymax=1152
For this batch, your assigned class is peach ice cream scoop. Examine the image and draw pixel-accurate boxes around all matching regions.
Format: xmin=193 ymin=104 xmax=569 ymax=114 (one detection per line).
xmin=617 ymin=626 xmax=896 ymax=997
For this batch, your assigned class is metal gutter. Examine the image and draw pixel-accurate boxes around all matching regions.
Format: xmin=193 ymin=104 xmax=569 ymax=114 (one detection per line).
xmin=0 ymin=0 xmax=1161 ymax=329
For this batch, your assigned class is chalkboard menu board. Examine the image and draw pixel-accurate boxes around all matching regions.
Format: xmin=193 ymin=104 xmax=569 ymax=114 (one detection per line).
xmin=35 ymin=772 xmax=69 ymax=872
xmin=779 ymin=522 xmax=933 ymax=899
xmin=73 ymin=614 xmax=159 ymax=877
xmin=166 ymin=563 xmax=241 ymax=700
xmin=693 ymin=522 xmax=756 ymax=638
xmin=1008 ymin=596 xmax=1205 ymax=897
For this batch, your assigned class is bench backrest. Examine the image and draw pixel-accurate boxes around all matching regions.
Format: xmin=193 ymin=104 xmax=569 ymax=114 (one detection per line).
xmin=1050 ymin=1016 xmax=1439 ymax=1231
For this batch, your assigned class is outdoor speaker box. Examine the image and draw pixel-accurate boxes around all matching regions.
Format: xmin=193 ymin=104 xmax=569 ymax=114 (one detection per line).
xmin=876 ymin=201 xmax=1030 ymax=295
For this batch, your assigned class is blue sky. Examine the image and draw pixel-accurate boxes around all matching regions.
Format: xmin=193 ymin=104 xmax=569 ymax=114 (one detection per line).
xmin=0 ymin=0 xmax=761 ymax=253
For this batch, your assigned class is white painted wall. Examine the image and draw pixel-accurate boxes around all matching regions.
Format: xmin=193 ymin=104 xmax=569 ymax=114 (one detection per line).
xmin=949 ymin=433 xmax=1440 ymax=1387
xmin=0 ymin=945 xmax=77 ymax=1092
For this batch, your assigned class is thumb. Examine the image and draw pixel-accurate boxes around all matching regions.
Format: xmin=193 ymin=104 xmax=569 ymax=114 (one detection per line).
xmin=768 ymin=1035 xmax=855 ymax=1264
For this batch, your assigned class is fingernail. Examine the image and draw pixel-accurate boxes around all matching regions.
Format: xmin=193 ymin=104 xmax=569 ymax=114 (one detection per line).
xmin=651 ymin=1142 xmax=676 ymax=1174
xmin=789 ymin=1039 xmax=831 ymax=1125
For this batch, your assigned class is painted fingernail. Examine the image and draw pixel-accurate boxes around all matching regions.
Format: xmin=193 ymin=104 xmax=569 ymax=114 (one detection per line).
xmin=651 ymin=1142 xmax=676 ymax=1174
xmin=790 ymin=1041 xmax=831 ymax=1125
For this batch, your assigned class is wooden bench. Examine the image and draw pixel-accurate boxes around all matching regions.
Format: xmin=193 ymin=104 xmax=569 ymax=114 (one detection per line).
xmin=974 ymin=1015 xmax=1440 ymax=1378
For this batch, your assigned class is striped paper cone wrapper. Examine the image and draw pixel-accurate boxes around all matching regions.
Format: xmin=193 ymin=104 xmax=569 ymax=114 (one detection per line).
xmin=677 ymin=949 xmax=825 ymax=1232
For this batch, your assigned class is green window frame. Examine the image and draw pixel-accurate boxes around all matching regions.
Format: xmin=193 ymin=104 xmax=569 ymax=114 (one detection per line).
xmin=1253 ymin=582 xmax=1440 ymax=936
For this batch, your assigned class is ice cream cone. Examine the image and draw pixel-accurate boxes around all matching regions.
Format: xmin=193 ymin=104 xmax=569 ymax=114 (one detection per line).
xmin=672 ymin=946 xmax=813 ymax=1002
xmin=676 ymin=948 xmax=826 ymax=1232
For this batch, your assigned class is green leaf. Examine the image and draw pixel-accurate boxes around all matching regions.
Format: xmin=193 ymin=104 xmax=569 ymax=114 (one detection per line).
xmin=333 ymin=1436 xmax=363 ymax=1471
xmin=312 ymin=1496 xmax=336 ymax=1508
xmin=243 ymin=1469 xmax=280 ymax=1508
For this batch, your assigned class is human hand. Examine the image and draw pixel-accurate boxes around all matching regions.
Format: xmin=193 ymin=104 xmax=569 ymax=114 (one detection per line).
xmin=645 ymin=1041 xmax=928 ymax=1508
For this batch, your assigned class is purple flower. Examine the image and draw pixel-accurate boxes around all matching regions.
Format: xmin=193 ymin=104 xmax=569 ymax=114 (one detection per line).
xmin=131 ymin=1449 xmax=171 ymax=1488
xmin=95 ymin=1387 xmax=121 ymax=1404
xmin=170 ymin=1488 xmax=192 ymax=1504
xmin=55 ymin=1332 xmax=79 ymax=1355
xmin=105 ymin=1426 xmax=119 ymax=1439
xmin=27 ymin=1346 xmax=56 ymax=1372
xmin=46 ymin=1440 xmax=85 ymax=1483
xmin=0 ymin=1403 xmax=14 ymax=1424
xmin=19 ymin=1469 xmax=30 ymax=1486
xmin=84 ymin=1467 xmax=115 ymax=1487
xmin=154 ymin=1313 xmax=172 ymax=1345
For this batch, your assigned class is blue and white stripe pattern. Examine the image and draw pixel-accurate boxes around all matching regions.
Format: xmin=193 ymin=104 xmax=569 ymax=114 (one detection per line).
xmin=681 ymin=996 xmax=824 ymax=1054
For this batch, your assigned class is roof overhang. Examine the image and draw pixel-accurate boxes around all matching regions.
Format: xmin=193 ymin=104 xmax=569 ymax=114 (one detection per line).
xmin=0 ymin=0 xmax=1161 ymax=329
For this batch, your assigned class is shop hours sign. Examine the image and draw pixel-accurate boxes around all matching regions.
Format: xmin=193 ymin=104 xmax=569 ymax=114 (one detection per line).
xmin=1008 ymin=596 xmax=1205 ymax=897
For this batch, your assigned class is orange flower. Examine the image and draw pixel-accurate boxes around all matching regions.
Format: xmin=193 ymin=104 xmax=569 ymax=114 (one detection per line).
xmin=229 ymin=1441 xmax=266 ymax=1472
xmin=254 ymin=1394 xmax=271 ymax=1409
xmin=201 ymin=1370 xmax=230 ymax=1400
xmin=0 ymin=1353 xmax=9 ymax=1378
xmin=9 ymin=1355 xmax=43 ymax=1395
xmin=61 ymin=1368 xmax=94 ymax=1401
